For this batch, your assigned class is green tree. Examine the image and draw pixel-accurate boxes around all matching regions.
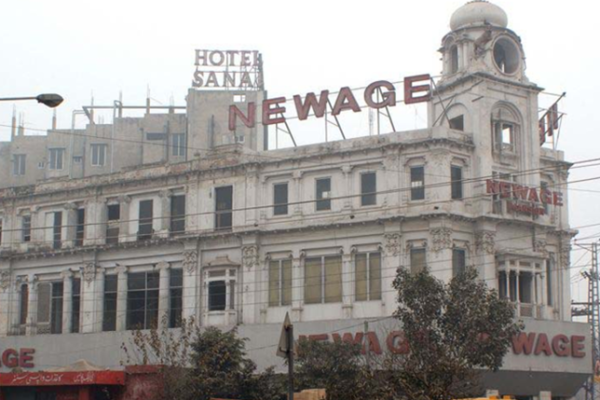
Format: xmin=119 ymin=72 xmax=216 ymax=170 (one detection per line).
xmin=392 ymin=267 xmax=522 ymax=400
xmin=295 ymin=339 xmax=389 ymax=400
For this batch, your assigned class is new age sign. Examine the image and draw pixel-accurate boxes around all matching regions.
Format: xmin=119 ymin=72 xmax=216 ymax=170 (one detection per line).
xmin=227 ymin=75 xmax=432 ymax=131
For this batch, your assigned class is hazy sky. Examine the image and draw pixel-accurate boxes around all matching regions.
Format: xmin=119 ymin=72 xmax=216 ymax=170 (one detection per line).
xmin=1 ymin=0 xmax=599 ymax=302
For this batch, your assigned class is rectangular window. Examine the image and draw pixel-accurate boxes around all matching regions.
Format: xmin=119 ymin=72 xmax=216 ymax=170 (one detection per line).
xmin=76 ymin=208 xmax=85 ymax=246
xmin=452 ymin=248 xmax=466 ymax=277
xmin=316 ymin=178 xmax=331 ymax=211
xmin=273 ymin=183 xmax=289 ymax=216
xmin=103 ymin=275 xmax=118 ymax=332
xmin=53 ymin=212 xmax=62 ymax=250
xmin=172 ymin=133 xmax=186 ymax=157
xmin=127 ymin=271 xmax=160 ymax=330
xmin=449 ymin=115 xmax=464 ymax=131
xmin=493 ymin=122 xmax=514 ymax=152
xmin=215 ymin=186 xmax=233 ymax=230
xmin=91 ymin=144 xmax=108 ymax=167
xmin=355 ymin=252 xmax=381 ymax=301
xmin=451 ymin=166 xmax=463 ymax=200
xmin=50 ymin=282 xmax=64 ymax=334
xmin=519 ymin=272 xmax=533 ymax=304
xmin=499 ymin=271 xmax=508 ymax=299
xmin=208 ymin=280 xmax=227 ymax=311
xmin=138 ymin=200 xmax=153 ymax=241
xmin=49 ymin=148 xmax=65 ymax=170
xmin=304 ymin=255 xmax=342 ymax=304
xmin=72 ymin=278 xmax=81 ymax=333
xmin=13 ymin=154 xmax=26 ymax=176
xmin=269 ymin=259 xmax=292 ymax=307
xmin=547 ymin=255 xmax=554 ymax=306
xmin=146 ymin=133 xmax=167 ymax=141
xmin=106 ymin=204 xmax=120 ymax=245
xmin=20 ymin=284 xmax=29 ymax=326
xmin=169 ymin=269 xmax=183 ymax=328
xmin=410 ymin=166 xmax=425 ymax=201
xmin=410 ymin=248 xmax=427 ymax=274
xmin=170 ymin=195 xmax=186 ymax=235
xmin=37 ymin=283 xmax=51 ymax=327
xmin=361 ymin=172 xmax=377 ymax=206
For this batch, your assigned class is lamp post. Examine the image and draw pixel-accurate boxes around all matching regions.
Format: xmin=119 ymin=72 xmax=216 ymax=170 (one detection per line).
xmin=0 ymin=93 xmax=64 ymax=108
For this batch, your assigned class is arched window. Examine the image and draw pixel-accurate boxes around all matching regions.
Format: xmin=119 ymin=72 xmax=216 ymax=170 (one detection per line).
xmin=491 ymin=104 xmax=521 ymax=154
xmin=450 ymin=45 xmax=459 ymax=74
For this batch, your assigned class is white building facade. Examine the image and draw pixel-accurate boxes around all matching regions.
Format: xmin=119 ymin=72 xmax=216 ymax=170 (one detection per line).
xmin=0 ymin=2 xmax=591 ymax=399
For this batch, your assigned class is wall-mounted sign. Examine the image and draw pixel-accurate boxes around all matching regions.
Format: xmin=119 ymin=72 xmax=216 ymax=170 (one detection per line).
xmin=299 ymin=330 xmax=585 ymax=359
xmin=228 ymin=74 xmax=432 ymax=131
xmin=192 ymin=50 xmax=263 ymax=90
xmin=485 ymin=179 xmax=563 ymax=216
xmin=0 ymin=348 xmax=35 ymax=369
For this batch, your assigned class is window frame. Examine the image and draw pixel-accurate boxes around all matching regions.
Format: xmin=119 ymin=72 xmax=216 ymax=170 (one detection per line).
xmin=410 ymin=166 xmax=425 ymax=201
xmin=138 ymin=199 xmax=154 ymax=241
xmin=169 ymin=269 xmax=183 ymax=328
xmin=205 ymin=268 xmax=237 ymax=312
xmin=451 ymin=165 xmax=463 ymax=200
xmin=126 ymin=271 xmax=160 ymax=330
xmin=90 ymin=143 xmax=108 ymax=167
xmin=170 ymin=194 xmax=186 ymax=235
xmin=22 ymin=215 xmax=32 ymax=243
xmin=268 ymin=258 xmax=292 ymax=307
xmin=48 ymin=148 xmax=65 ymax=170
xmin=355 ymin=251 xmax=382 ymax=302
xmin=171 ymin=133 xmax=186 ymax=157
xmin=410 ymin=247 xmax=427 ymax=274
xmin=304 ymin=255 xmax=343 ymax=305
xmin=103 ymin=274 xmax=118 ymax=332
xmin=13 ymin=154 xmax=26 ymax=176
xmin=215 ymin=185 xmax=233 ymax=230
xmin=273 ymin=182 xmax=289 ymax=216
xmin=452 ymin=248 xmax=467 ymax=277
xmin=360 ymin=172 xmax=377 ymax=207
xmin=315 ymin=177 xmax=332 ymax=211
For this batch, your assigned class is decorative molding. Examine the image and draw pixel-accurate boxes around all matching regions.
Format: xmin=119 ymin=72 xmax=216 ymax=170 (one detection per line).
xmin=475 ymin=231 xmax=496 ymax=255
xmin=242 ymin=245 xmax=259 ymax=270
xmin=534 ymin=239 xmax=548 ymax=257
xmin=560 ymin=244 xmax=571 ymax=268
xmin=384 ymin=233 xmax=402 ymax=257
xmin=183 ymin=250 xmax=198 ymax=274
xmin=118 ymin=195 xmax=132 ymax=204
xmin=83 ymin=263 xmax=97 ymax=283
xmin=61 ymin=269 xmax=73 ymax=279
xmin=156 ymin=261 xmax=170 ymax=271
xmin=0 ymin=270 xmax=10 ymax=291
xmin=430 ymin=228 xmax=453 ymax=253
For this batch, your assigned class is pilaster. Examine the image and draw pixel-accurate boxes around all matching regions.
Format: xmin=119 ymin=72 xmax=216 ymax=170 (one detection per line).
xmin=116 ymin=265 xmax=128 ymax=331
xmin=157 ymin=261 xmax=171 ymax=330
xmin=61 ymin=269 xmax=73 ymax=333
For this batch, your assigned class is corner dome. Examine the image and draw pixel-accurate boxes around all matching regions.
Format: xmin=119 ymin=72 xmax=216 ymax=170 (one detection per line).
xmin=450 ymin=1 xmax=508 ymax=31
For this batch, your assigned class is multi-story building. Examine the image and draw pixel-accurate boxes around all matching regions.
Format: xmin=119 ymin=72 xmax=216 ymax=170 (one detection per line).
xmin=0 ymin=1 xmax=590 ymax=399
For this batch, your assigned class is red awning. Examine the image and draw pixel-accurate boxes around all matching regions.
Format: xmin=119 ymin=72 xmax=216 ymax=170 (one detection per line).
xmin=0 ymin=370 xmax=126 ymax=387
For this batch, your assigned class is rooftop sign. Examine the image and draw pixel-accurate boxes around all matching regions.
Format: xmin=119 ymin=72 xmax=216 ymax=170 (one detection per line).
xmin=192 ymin=50 xmax=263 ymax=90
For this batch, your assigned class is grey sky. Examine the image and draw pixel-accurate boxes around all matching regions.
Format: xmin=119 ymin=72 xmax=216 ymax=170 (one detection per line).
xmin=1 ymin=0 xmax=598 ymax=301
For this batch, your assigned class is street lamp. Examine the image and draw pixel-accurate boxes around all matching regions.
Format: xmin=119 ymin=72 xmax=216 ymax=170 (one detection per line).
xmin=0 ymin=93 xmax=64 ymax=108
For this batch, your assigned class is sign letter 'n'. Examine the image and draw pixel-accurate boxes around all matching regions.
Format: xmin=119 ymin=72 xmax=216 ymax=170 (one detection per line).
xmin=229 ymin=102 xmax=256 ymax=131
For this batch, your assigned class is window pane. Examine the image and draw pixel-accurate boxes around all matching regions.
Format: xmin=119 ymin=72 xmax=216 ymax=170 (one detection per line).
xmin=519 ymin=272 xmax=533 ymax=303
xmin=146 ymin=289 xmax=159 ymax=328
xmin=127 ymin=291 xmax=146 ymax=329
xmin=22 ymin=216 xmax=31 ymax=242
xmin=37 ymin=283 xmax=51 ymax=324
xmin=316 ymin=178 xmax=331 ymax=211
xmin=369 ymin=253 xmax=382 ymax=300
xmin=170 ymin=269 xmax=183 ymax=287
xmin=169 ymin=287 xmax=183 ymax=328
xmin=138 ymin=200 xmax=153 ymax=240
xmin=451 ymin=166 xmax=463 ymax=200
xmin=361 ymin=173 xmax=376 ymax=206
xmin=20 ymin=284 xmax=29 ymax=325
xmin=410 ymin=248 xmax=426 ymax=274
xmin=411 ymin=167 xmax=425 ymax=200
xmin=274 ymin=183 xmax=289 ymax=216
xmin=452 ymin=249 xmax=466 ymax=277
xmin=269 ymin=261 xmax=280 ymax=307
xmin=216 ymin=186 xmax=233 ymax=230
xmin=355 ymin=254 xmax=367 ymax=301
xmin=208 ymin=281 xmax=226 ymax=311
xmin=72 ymin=278 xmax=81 ymax=333
xmin=304 ymin=258 xmax=322 ymax=304
xmin=282 ymin=260 xmax=292 ymax=306
xmin=51 ymin=282 xmax=63 ymax=334
xmin=499 ymin=271 xmax=508 ymax=299
xmin=229 ymin=281 xmax=235 ymax=310
xmin=128 ymin=272 xmax=146 ymax=290
xmin=324 ymin=256 xmax=342 ymax=303
xmin=147 ymin=272 xmax=160 ymax=289
xmin=547 ymin=256 xmax=553 ymax=306
xmin=170 ymin=195 xmax=186 ymax=234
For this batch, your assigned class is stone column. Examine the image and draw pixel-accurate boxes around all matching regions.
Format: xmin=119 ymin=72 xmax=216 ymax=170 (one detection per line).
xmin=157 ymin=261 xmax=170 ymax=330
xmin=242 ymin=244 xmax=259 ymax=324
xmin=430 ymin=226 xmax=453 ymax=283
xmin=0 ymin=270 xmax=11 ymax=336
xmin=475 ymin=229 xmax=496 ymax=282
xmin=182 ymin=250 xmax=199 ymax=322
xmin=86 ymin=198 xmax=107 ymax=246
xmin=63 ymin=203 xmax=78 ymax=248
xmin=158 ymin=190 xmax=171 ymax=237
xmin=341 ymin=249 xmax=353 ymax=319
xmin=30 ymin=206 xmax=43 ymax=245
xmin=291 ymin=251 xmax=303 ymax=322
xmin=116 ymin=265 xmax=128 ymax=331
xmin=245 ymin=169 xmax=259 ymax=226
xmin=118 ymin=195 xmax=132 ymax=243
xmin=81 ymin=263 xmax=102 ymax=333
xmin=26 ymin=275 xmax=38 ymax=336
xmin=382 ymin=232 xmax=401 ymax=315
xmin=61 ymin=270 xmax=73 ymax=334
xmin=341 ymin=166 xmax=353 ymax=210
xmin=11 ymin=277 xmax=26 ymax=335
xmin=292 ymin=171 xmax=303 ymax=216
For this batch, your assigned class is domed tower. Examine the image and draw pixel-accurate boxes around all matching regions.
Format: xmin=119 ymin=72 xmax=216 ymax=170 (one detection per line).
xmin=441 ymin=0 xmax=527 ymax=83
xmin=430 ymin=0 xmax=543 ymax=192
